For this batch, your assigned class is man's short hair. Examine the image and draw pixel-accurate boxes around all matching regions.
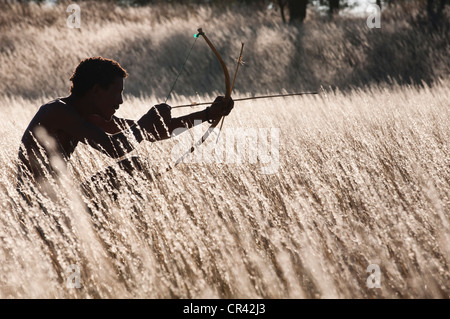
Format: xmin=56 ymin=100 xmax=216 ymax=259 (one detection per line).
xmin=69 ymin=57 xmax=128 ymax=97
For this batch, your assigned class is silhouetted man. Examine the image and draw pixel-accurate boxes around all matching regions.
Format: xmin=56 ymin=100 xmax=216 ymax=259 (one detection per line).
xmin=17 ymin=57 xmax=233 ymax=200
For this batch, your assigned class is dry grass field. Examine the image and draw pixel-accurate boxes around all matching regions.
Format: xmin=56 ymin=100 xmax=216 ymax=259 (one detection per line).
xmin=0 ymin=1 xmax=449 ymax=298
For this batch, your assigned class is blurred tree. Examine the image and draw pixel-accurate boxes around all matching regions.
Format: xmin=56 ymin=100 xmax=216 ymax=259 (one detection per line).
xmin=278 ymin=0 xmax=308 ymax=24
xmin=427 ymin=0 xmax=447 ymax=28
xmin=288 ymin=0 xmax=308 ymax=23
xmin=329 ymin=0 xmax=339 ymax=16
xmin=277 ymin=0 xmax=287 ymax=23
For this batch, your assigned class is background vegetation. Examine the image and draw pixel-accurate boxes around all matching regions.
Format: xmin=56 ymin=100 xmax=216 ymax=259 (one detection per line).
xmin=0 ymin=0 xmax=448 ymax=99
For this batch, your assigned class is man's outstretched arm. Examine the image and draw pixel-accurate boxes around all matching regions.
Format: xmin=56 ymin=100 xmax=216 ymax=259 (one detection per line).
xmin=56 ymin=97 xmax=234 ymax=158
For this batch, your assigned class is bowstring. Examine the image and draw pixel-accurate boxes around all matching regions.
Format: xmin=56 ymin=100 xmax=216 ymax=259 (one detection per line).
xmin=164 ymin=34 xmax=199 ymax=103
xmin=164 ymin=32 xmax=202 ymax=165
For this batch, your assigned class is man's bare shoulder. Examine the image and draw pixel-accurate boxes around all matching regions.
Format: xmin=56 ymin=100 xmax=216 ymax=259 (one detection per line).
xmin=35 ymin=98 xmax=79 ymax=122
xmin=22 ymin=99 xmax=84 ymax=136
xmin=38 ymin=98 xmax=72 ymax=113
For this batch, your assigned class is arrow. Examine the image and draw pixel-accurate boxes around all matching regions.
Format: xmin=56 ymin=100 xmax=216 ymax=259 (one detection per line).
xmin=171 ymin=92 xmax=318 ymax=109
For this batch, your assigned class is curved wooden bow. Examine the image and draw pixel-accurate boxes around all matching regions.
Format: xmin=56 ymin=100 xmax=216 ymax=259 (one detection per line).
xmin=174 ymin=28 xmax=232 ymax=165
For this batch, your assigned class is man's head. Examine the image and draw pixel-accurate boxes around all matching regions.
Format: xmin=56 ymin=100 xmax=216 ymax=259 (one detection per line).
xmin=70 ymin=57 xmax=128 ymax=121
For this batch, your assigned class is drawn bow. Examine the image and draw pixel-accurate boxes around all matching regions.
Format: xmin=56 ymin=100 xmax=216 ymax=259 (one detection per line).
xmin=174 ymin=28 xmax=239 ymax=165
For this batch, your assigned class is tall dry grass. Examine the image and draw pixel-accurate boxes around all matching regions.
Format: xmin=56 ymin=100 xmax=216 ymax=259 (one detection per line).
xmin=0 ymin=1 xmax=449 ymax=298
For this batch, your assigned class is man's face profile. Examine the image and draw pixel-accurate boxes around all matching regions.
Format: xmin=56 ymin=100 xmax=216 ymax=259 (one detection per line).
xmin=92 ymin=76 xmax=124 ymax=121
